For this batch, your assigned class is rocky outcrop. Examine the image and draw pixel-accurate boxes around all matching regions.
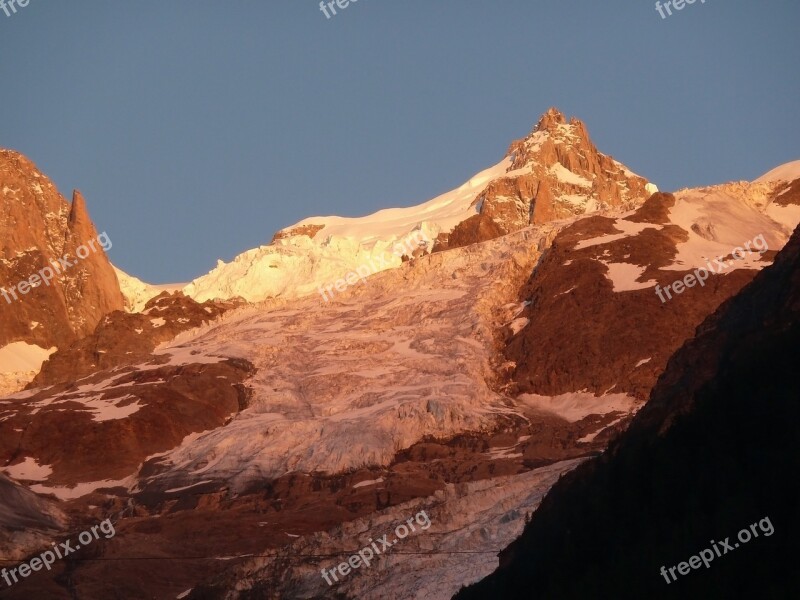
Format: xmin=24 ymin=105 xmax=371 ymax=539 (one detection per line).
xmin=505 ymin=108 xmax=654 ymax=218
xmin=31 ymin=292 xmax=240 ymax=387
xmin=434 ymin=213 xmax=507 ymax=252
xmin=436 ymin=108 xmax=655 ymax=252
xmin=271 ymin=224 xmax=327 ymax=243
xmin=456 ymin=223 xmax=800 ymax=599
xmin=0 ymin=150 xmax=124 ymax=354
xmin=771 ymin=176 xmax=800 ymax=208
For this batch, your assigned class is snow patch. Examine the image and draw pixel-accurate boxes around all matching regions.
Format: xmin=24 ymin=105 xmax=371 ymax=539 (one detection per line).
xmin=508 ymin=317 xmax=530 ymax=335
xmin=574 ymin=218 xmax=661 ymax=250
xmin=517 ymin=392 xmax=640 ymax=422
xmin=352 ymin=477 xmax=385 ymax=489
xmin=29 ymin=477 xmax=132 ymax=500
xmin=113 ymin=266 xmax=182 ymax=313
xmin=600 ymin=262 xmax=658 ymax=292
xmin=665 ymin=187 xmax=790 ymax=272
xmin=2 ymin=457 xmax=53 ymax=482
xmin=0 ymin=342 xmax=56 ymax=374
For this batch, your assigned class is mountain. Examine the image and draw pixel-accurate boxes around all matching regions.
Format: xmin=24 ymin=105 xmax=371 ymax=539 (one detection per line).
xmin=455 ymin=224 xmax=800 ymax=598
xmin=438 ymin=107 xmax=657 ymax=251
xmin=178 ymin=108 xmax=655 ymax=305
xmin=0 ymin=150 xmax=124 ymax=394
xmin=0 ymin=115 xmax=797 ymax=599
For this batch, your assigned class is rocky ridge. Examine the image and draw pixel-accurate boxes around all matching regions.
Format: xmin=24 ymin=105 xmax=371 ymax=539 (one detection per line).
xmin=0 ymin=150 xmax=124 ymax=392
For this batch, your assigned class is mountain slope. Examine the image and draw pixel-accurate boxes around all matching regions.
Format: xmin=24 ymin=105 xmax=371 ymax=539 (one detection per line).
xmin=504 ymin=163 xmax=799 ymax=401
xmin=455 ymin=221 xmax=800 ymax=599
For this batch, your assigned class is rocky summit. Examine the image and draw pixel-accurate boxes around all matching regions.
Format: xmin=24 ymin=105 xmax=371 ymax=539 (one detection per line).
xmin=0 ymin=151 xmax=124 ymax=394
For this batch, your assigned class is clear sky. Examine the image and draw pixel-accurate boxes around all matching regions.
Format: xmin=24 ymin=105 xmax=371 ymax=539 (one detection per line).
xmin=1 ymin=0 xmax=798 ymax=283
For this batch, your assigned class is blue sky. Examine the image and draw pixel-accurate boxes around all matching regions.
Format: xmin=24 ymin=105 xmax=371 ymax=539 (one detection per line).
xmin=1 ymin=1 xmax=798 ymax=282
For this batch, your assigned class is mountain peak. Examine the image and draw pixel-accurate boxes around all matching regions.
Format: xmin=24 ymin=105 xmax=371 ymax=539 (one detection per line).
xmin=534 ymin=107 xmax=568 ymax=132
xmin=181 ymin=111 xmax=656 ymax=303
xmin=507 ymin=108 xmax=595 ymax=166
xmin=530 ymin=107 xmax=589 ymax=142
xmin=68 ymin=189 xmax=89 ymax=230
xmin=0 ymin=150 xmax=124 ymax=357
xmin=492 ymin=109 xmax=653 ymax=226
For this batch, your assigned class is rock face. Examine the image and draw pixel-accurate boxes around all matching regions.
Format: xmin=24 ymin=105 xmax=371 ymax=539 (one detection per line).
xmin=270 ymin=224 xmax=327 ymax=243
xmin=0 ymin=150 xmax=124 ymax=353
xmin=437 ymin=108 xmax=655 ymax=251
xmin=506 ymin=108 xmax=654 ymax=217
xmin=0 ymin=474 xmax=66 ymax=562
xmin=503 ymin=172 xmax=797 ymax=401
xmin=456 ymin=223 xmax=800 ymax=599
xmin=31 ymin=292 xmax=240 ymax=387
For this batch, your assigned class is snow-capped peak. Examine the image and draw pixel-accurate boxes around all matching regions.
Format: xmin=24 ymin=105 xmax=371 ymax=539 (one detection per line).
xmin=754 ymin=160 xmax=800 ymax=184
xmin=180 ymin=109 xmax=655 ymax=305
